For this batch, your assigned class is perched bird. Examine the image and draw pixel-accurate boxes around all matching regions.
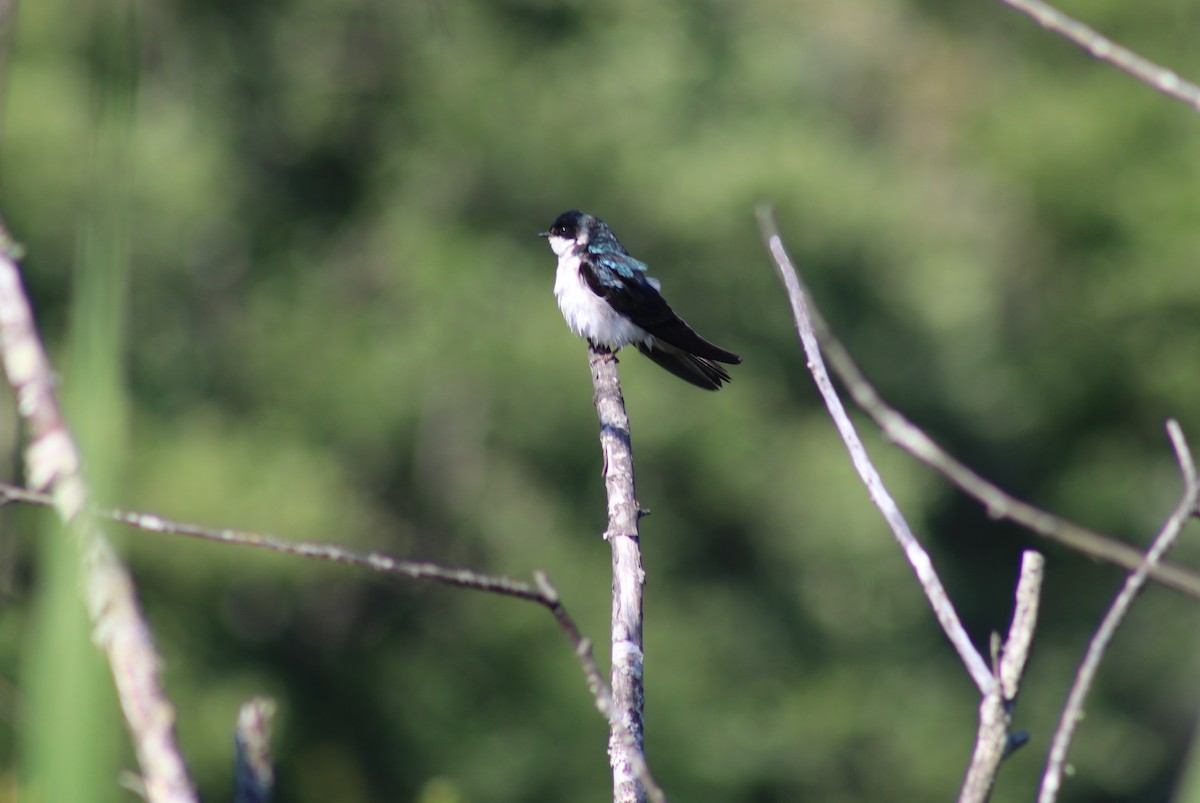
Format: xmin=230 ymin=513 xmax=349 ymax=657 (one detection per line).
xmin=539 ymin=210 xmax=741 ymax=390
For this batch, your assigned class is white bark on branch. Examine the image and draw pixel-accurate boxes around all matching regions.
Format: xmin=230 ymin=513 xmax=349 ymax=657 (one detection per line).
xmin=588 ymin=344 xmax=651 ymax=803
xmin=997 ymin=0 xmax=1200 ymax=112
xmin=0 ymin=479 xmax=666 ymax=798
xmin=0 ymin=225 xmax=198 ymax=803
xmin=757 ymin=209 xmax=993 ymax=693
xmin=959 ymin=551 xmax=1044 ymax=803
xmin=234 ymin=697 xmax=276 ymax=803
xmin=1038 ymin=421 xmax=1200 ymax=802
xmin=753 ymin=208 xmax=1200 ymax=599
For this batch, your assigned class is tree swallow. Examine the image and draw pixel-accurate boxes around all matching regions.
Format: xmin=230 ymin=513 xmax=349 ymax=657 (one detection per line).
xmin=539 ymin=210 xmax=741 ymax=390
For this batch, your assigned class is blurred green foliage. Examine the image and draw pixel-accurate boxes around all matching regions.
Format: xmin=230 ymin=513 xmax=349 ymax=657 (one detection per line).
xmin=3 ymin=0 xmax=1200 ymax=800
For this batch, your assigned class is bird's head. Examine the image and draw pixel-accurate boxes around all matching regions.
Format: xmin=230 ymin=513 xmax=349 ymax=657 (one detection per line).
xmin=538 ymin=209 xmax=593 ymax=257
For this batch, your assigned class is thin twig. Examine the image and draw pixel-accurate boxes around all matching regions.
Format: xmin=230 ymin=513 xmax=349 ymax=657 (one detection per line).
xmin=999 ymin=554 xmax=1043 ymax=703
xmin=750 ymin=215 xmax=1200 ymax=599
xmin=997 ymin=0 xmax=1200 ymax=112
xmin=959 ymin=551 xmax=1044 ymax=803
xmin=821 ymin=330 xmax=1200 ymax=599
xmin=0 ymin=479 xmax=662 ymax=798
xmin=757 ymin=207 xmax=993 ymax=694
xmin=588 ymin=344 xmax=655 ymax=803
xmin=0 ymin=484 xmax=663 ymax=798
xmin=1038 ymin=422 xmax=1200 ymax=802
xmin=1170 ymin=419 xmax=1199 ymax=491
xmin=536 ymin=572 xmax=663 ymax=803
xmin=0 ymin=481 xmax=549 ymax=602
xmin=0 ymin=225 xmax=197 ymax=803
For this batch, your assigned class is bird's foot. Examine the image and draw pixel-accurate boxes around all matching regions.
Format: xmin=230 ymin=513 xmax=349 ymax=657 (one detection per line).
xmin=589 ymin=342 xmax=618 ymax=362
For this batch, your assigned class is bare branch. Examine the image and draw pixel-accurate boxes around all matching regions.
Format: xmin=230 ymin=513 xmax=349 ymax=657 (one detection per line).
xmin=0 ymin=225 xmax=197 ymax=803
xmin=757 ymin=207 xmax=993 ymax=694
xmin=588 ymin=344 xmax=659 ymax=803
xmin=997 ymin=0 xmax=1200 ymax=112
xmin=535 ymin=572 xmax=662 ymax=803
xmin=959 ymin=551 xmax=1044 ymax=803
xmin=1168 ymin=419 xmax=1198 ymax=492
xmin=0 ymin=479 xmax=661 ymax=796
xmin=0 ymin=480 xmax=548 ymax=598
xmin=749 ymin=213 xmax=1200 ymax=599
xmin=234 ymin=698 xmax=276 ymax=803
xmin=1038 ymin=421 xmax=1200 ymax=803
xmin=999 ymin=553 xmax=1043 ymax=701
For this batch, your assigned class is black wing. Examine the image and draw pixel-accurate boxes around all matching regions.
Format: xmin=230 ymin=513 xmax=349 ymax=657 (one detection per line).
xmin=634 ymin=340 xmax=733 ymax=390
xmin=579 ymin=258 xmax=741 ymax=365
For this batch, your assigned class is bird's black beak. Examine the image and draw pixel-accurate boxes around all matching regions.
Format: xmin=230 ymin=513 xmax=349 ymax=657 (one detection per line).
xmin=537 ymin=231 xmax=551 ymax=238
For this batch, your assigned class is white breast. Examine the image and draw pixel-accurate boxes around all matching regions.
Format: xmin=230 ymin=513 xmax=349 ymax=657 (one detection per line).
xmin=553 ymin=252 xmax=649 ymax=350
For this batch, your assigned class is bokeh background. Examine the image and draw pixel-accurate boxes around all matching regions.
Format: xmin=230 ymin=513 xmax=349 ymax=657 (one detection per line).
xmin=3 ymin=0 xmax=1200 ymax=801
